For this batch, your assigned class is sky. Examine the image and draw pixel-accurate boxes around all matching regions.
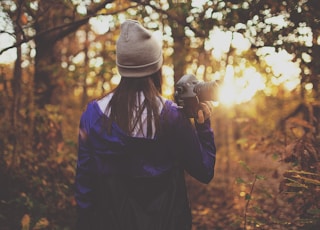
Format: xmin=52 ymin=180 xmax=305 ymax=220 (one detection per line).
xmin=0 ymin=10 xmax=16 ymax=64
xmin=0 ymin=35 xmax=16 ymax=64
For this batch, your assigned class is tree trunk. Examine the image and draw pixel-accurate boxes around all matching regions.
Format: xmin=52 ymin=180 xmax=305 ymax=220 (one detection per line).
xmin=33 ymin=0 xmax=64 ymax=108
xmin=34 ymin=37 xmax=58 ymax=107
xmin=311 ymin=44 xmax=320 ymax=100
xmin=32 ymin=0 xmax=113 ymax=107
xmin=81 ymin=25 xmax=90 ymax=109
xmin=8 ymin=0 xmax=24 ymax=169
xmin=171 ymin=28 xmax=189 ymax=83
xmin=168 ymin=1 xmax=190 ymax=83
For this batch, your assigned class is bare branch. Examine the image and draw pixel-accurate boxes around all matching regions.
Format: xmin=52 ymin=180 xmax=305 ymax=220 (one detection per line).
xmin=0 ymin=0 xmax=118 ymax=55
xmin=16 ymin=0 xmax=27 ymax=41
xmin=0 ymin=30 xmax=16 ymax=38
xmin=54 ymin=2 xmax=137 ymax=42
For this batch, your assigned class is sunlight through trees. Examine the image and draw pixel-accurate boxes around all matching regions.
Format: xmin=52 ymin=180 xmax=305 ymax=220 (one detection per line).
xmin=0 ymin=0 xmax=319 ymax=229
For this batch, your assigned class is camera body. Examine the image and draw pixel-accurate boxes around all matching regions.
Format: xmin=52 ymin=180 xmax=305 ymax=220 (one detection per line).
xmin=174 ymin=74 xmax=219 ymax=118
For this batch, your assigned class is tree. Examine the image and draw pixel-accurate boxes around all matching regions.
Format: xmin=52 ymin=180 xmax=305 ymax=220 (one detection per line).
xmin=1 ymin=0 xmax=116 ymax=106
xmin=225 ymin=0 xmax=320 ymax=100
xmin=32 ymin=0 xmax=114 ymax=107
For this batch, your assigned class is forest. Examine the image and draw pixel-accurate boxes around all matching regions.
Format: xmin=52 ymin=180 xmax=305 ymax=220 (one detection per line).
xmin=0 ymin=0 xmax=319 ymax=229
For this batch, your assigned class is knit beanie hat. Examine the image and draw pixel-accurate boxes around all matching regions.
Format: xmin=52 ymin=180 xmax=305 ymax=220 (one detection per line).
xmin=116 ymin=20 xmax=163 ymax=78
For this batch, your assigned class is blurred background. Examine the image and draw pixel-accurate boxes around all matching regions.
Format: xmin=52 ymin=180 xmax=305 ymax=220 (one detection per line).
xmin=0 ymin=0 xmax=319 ymax=229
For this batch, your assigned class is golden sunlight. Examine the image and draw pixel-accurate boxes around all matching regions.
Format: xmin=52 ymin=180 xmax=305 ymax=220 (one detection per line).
xmin=110 ymin=74 xmax=121 ymax=85
xmin=162 ymin=65 xmax=175 ymax=98
xmin=219 ymin=65 xmax=237 ymax=106
xmin=218 ymin=65 xmax=265 ymax=106
xmin=265 ymin=50 xmax=301 ymax=91
xmin=207 ymin=27 xmax=301 ymax=107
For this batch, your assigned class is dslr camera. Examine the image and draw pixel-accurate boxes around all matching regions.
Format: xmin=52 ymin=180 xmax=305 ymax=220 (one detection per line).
xmin=174 ymin=74 xmax=219 ymax=118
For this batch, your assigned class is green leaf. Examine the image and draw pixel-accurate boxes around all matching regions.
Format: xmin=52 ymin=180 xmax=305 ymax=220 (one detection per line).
xmin=308 ymin=208 xmax=320 ymax=215
xmin=256 ymin=174 xmax=265 ymax=180
xmin=239 ymin=160 xmax=253 ymax=174
xmin=236 ymin=177 xmax=246 ymax=184
xmin=253 ymin=205 xmax=264 ymax=214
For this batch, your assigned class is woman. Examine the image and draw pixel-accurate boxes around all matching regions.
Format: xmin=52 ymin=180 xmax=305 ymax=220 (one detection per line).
xmin=75 ymin=19 xmax=216 ymax=230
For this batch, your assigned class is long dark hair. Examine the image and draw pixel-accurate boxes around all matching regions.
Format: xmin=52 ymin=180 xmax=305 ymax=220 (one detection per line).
xmin=105 ymin=70 xmax=163 ymax=138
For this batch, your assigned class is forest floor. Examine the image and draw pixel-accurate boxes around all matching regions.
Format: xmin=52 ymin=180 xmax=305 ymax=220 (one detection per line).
xmin=186 ymin=149 xmax=294 ymax=230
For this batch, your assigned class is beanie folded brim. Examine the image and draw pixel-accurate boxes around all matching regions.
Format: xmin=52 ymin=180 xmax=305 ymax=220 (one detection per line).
xmin=117 ymin=55 xmax=163 ymax=78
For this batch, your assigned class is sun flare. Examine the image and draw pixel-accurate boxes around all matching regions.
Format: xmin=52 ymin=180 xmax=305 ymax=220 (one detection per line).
xmin=218 ymin=65 xmax=266 ymax=106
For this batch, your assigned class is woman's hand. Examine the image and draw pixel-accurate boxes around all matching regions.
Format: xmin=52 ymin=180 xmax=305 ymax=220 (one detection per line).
xmin=196 ymin=101 xmax=213 ymax=124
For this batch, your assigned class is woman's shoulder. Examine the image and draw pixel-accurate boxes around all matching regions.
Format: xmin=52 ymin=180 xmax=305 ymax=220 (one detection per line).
xmin=80 ymin=99 xmax=105 ymax=127
xmin=82 ymin=100 xmax=100 ymax=115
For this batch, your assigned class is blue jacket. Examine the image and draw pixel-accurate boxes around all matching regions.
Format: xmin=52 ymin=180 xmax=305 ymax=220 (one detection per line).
xmin=75 ymin=99 xmax=216 ymax=230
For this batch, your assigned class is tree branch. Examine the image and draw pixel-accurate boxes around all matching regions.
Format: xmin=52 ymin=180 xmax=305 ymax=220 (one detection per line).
xmin=0 ymin=0 xmax=119 ymax=55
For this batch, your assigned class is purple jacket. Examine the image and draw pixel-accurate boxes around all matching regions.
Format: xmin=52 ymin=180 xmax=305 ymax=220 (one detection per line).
xmin=75 ymin=99 xmax=216 ymax=229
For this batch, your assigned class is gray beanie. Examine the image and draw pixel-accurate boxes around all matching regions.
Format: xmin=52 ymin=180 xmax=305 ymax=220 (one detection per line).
xmin=116 ymin=20 xmax=163 ymax=78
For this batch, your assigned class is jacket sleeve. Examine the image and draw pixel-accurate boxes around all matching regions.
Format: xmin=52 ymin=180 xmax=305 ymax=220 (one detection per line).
xmin=174 ymin=112 xmax=216 ymax=184
xmin=74 ymin=106 xmax=97 ymax=228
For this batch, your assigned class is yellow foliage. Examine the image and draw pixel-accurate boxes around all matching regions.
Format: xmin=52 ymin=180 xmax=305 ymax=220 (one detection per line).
xmin=21 ymin=214 xmax=30 ymax=230
xmin=21 ymin=215 xmax=50 ymax=230
xmin=33 ymin=218 xmax=49 ymax=230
